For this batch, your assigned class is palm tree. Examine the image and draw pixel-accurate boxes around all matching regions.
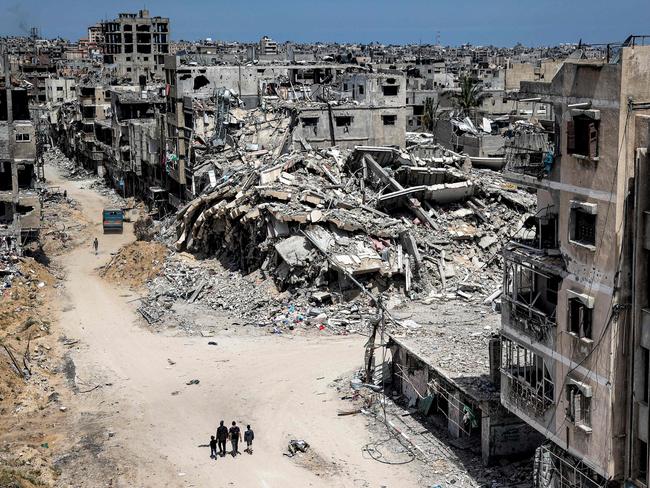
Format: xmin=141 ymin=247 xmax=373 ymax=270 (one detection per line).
xmin=454 ymin=75 xmax=487 ymax=116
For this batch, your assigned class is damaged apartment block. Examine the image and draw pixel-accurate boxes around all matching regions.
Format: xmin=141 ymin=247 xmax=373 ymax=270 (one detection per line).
xmin=0 ymin=57 xmax=42 ymax=251
xmin=500 ymin=40 xmax=650 ymax=488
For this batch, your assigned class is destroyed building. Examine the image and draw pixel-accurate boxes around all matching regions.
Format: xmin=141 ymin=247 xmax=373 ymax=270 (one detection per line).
xmin=500 ymin=40 xmax=650 ymax=487
xmin=99 ymin=87 xmax=166 ymax=196
xmin=0 ymin=58 xmax=42 ymax=250
xmin=162 ymin=58 xmax=409 ymax=203
xmin=384 ymin=302 xmax=543 ymax=467
xmin=292 ymin=71 xmax=407 ymax=149
xmin=77 ymin=83 xmax=112 ymax=174
xmin=259 ymin=36 xmax=278 ymax=56
xmin=100 ymin=10 xmax=170 ymax=83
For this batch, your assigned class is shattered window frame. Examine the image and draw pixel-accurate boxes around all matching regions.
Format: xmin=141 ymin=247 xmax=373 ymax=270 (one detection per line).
xmin=381 ymin=85 xmax=399 ymax=97
xmin=567 ymin=115 xmax=599 ymax=160
xmin=570 ymin=208 xmax=597 ymax=248
xmin=334 ymin=116 xmax=353 ymax=128
xmin=300 ymin=117 xmax=319 ymax=127
xmin=500 ymin=337 xmax=555 ymax=414
xmin=568 ymin=297 xmax=593 ymax=340
xmin=566 ymin=384 xmax=592 ymax=431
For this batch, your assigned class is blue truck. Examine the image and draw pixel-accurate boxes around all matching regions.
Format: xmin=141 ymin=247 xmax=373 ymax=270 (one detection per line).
xmin=102 ymin=208 xmax=124 ymax=233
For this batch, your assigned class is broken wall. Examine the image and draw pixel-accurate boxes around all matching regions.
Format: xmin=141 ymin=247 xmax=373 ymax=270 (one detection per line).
xmin=293 ymin=105 xmax=406 ymax=149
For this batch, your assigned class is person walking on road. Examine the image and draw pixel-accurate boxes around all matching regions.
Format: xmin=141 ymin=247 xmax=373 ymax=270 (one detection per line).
xmin=209 ymin=435 xmax=217 ymax=459
xmin=216 ymin=420 xmax=228 ymax=457
xmin=244 ymin=425 xmax=254 ymax=454
xmin=93 ymin=237 xmax=99 ymax=255
xmin=229 ymin=421 xmax=242 ymax=456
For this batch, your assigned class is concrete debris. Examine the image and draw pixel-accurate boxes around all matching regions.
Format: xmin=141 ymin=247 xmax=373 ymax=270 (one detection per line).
xmin=286 ymin=440 xmax=310 ymax=457
xmin=162 ymin=138 xmax=533 ymax=327
xmin=127 ymin=124 xmax=534 ymax=335
xmin=46 ymin=146 xmax=94 ymax=181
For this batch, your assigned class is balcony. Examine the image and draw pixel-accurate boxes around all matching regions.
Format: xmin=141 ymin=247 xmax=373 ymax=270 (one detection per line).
xmin=502 ymin=243 xmax=564 ymax=342
xmin=511 ymin=214 xmax=559 ymax=255
xmin=500 ymin=336 xmax=555 ymax=418
xmin=503 ymin=125 xmax=554 ymax=189
xmin=502 ymin=299 xmax=556 ymax=342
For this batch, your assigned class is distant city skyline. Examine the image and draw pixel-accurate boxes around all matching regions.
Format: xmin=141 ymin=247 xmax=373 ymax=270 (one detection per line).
xmin=2 ymin=0 xmax=649 ymax=47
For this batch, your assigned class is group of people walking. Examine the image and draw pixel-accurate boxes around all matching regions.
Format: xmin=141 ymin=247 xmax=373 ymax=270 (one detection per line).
xmin=210 ymin=421 xmax=254 ymax=458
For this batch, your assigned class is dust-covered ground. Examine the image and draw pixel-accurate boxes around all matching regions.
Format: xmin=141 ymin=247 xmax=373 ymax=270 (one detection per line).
xmin=0 ymin=156 xmax=525 ymax=487
xmin=0 ymin=185 xmax=95 ymax=487
xmin=29 ymin=163 xmax=429 ymax=487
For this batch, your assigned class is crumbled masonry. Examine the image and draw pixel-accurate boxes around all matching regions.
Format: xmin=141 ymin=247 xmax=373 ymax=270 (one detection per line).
xmin=130 ymin=103 xmax=535 ymax=333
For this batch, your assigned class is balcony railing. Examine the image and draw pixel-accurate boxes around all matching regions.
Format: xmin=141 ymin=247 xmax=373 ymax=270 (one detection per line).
xmin=503 ymin=297 xmax=556 ymax=341
xmin=503 ymin=130 xmax=553 ymax=179
xmin=502 ymin=373 xmax=554 ymax=418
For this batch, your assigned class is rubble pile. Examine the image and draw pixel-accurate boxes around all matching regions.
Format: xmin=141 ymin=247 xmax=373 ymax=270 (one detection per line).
xmin=46 ymin=147 xmax=94 ymax=180
xmin=169 ymin=143 xmax=533 ymax=313
xmin=0 ymin=252 xmax=21 ymax=289
xmin=126 ymin=99 xmax=535 ymax=333
xmin=137 ymin=251 xmax=378 ymax=333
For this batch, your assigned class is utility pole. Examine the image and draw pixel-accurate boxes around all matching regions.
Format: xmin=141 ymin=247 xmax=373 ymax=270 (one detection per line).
xmin=365 ymin=295 xmax=384 ymax=384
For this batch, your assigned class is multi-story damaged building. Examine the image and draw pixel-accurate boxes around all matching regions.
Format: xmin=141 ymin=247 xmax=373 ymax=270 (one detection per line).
xmin=99 ymin=87 xmax=166 ymax=196
xmin=500 ymin=40 xmax=650 ymax=487
xmin=45 ymin=77 xmax=77 ymax=105
xmin=259 ymin=36 xmax=278 ymax=56
xmin=0 ymin=79 xmax=42 ymax=248
xmin=77 ymin=83 xmax=112 ymax=173
xmin=292 ymin=70 xmax=407 ymax=149
xmin=163 ymin=57 xmax=347 ymax=201
xmin=100 ymin=10 xmax=170 ymax=83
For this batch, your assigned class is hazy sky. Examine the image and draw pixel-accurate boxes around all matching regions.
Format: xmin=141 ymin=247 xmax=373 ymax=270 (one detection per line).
xmin=2 ymin=0 xmax=649 ymax=46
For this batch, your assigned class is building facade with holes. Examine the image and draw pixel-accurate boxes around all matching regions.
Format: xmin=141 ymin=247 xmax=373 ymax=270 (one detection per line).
xmin=100 ymin=10 xmax=170 ymax=84
xmin=499 ymin=42 xmax=650 ymax=487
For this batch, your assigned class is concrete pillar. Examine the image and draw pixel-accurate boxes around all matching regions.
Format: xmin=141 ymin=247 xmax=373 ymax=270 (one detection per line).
xmin=448 ymin=390 xmax=462 ymax=438
xmin=481 ymin=414 xmax=492 ymax=466
xmin=488 ymin=337 xmax=501 ymax=386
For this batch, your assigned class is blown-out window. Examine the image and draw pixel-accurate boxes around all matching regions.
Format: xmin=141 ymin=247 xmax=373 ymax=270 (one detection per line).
xmin=567 ymin=110 xmax=600 ymax=160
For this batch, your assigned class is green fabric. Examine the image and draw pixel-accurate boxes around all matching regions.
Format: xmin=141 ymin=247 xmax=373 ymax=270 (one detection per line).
xmin=418 ymin=395 xmax=435 ymax=416
xmin=463 ymin=405 xmax=478 ymax=428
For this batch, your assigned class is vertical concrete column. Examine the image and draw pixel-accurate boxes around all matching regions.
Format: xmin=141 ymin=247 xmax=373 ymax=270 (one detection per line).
xmin=481 ymin=414 xmax=492 ymax=466
xmin=488 ymin=337 xmax=501 ymax=386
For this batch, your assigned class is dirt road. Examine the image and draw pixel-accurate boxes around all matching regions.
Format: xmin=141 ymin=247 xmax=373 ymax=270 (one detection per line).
xmin=49 ymin=165 xmax=419 ymax=487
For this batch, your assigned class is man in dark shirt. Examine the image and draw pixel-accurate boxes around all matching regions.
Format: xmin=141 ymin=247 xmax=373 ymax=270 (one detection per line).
xmin=216 ymin=420 xmax=228 ymax=457
xmin=229 ymin=421 xmax=242 ymax=456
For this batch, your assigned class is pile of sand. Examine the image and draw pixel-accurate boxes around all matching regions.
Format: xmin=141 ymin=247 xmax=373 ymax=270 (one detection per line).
xmin=99 ymin=241 xmax=168 ymax=289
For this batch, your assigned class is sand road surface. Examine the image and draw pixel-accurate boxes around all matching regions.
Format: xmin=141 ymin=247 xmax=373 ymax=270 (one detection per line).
xmin=50 ymin=164 xmax=418 ymax=487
